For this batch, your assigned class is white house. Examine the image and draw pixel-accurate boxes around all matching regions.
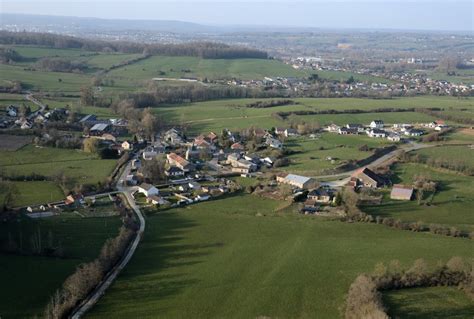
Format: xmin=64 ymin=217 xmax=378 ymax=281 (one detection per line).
xmin=138 ymin=183 xmax=159 ymax=197
xmin=6 ymin=105 xmax=18 ymax=117
xmin=326 ymin=124 xmax=341 ymax=133
xmin=284 ymin=128 xmax=298 ymax=137
xmin=404 ymin=129 xmax=424 ymax=137
xmin=387 ymin=134 xmax=401 ymax=142
xmin=370 ymin=120 xmax=384 ymax=129
xmin=266 ymin=137 xmax=283 ymax=149
xmin=122 ymin=140 xmax=133 ymax=151
xmin=367 ymin=129 xmax=387 ymax=138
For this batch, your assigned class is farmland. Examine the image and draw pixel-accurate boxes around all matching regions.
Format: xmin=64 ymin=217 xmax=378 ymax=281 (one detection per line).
xmin=0 ymin=144 xmax=117 ymax=206
xmin=87 ymin=195 xmax=473 ymax=319
xmin=0 ymin=214 xmax=122 ymax=318
xmin=383 ymin=286 xmax=474 ymax=319
xmin=364 ymin=162 xmax=474 ymax=231
xmin=282 ymin=135 xmax=392 ymax=176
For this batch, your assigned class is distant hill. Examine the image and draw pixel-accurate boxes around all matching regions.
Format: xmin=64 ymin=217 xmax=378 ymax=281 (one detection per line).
xmin=0 ymin=13 xmax=216 ymax=33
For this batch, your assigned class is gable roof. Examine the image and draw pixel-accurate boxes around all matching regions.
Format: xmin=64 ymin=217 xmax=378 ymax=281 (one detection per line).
xmin=284 ymin=174 xmax=312 ymax=185
xmin=355 ymin=167 xmax=385 ymax=185
xmin=390 ymin=184 xmax=414 ymax=200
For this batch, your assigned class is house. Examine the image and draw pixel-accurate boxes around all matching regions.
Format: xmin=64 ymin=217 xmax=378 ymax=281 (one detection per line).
xmin=338 ymin=127 xmax=358 ymax=135
xmin=125 ymin=174 xmax=138 ymax=186
xmin=253 ymin=128 xmax=267 ymax=138
xmin=164 ymin=128 xmax=185 ymax=145
xmin=194 ymin=138 xmax=213 ymax=150
xmin=404 ymin=129 xmax=424 ymax=137
xmin=266 ymin=137 xmax=283 ymax=149
xmin=346 ymin=123 xmax=365 ymax=133
xmin=122 ymin=140 xmax=134 ymax=151
xmin=188 ymin=181 xmax=201 ymax=191
xmin=64 ymin=194 xmax=84 ymax=206
xmin=89 ymin=123 xmax=110 ymax=136
xmin=275 ymin=127 xmax=286 ymax=135
xmin=231 ymin=166 xmax=252 ymax=174
xmin=230 ymin=142 xmax=244 ymax=151
xmin=79 ymin=114 xmax=97 ymax=124
xmin=165 ymin=166 xmax=185 ymax=177
xmin=137 ymin=183 xmax=159 ymax=197
xmin=146 ymin=195 xmax=168 ymax=206
xmin=142 ymin=147 xmax=158 ymax=160
xmin=307 ymin=188 xmax=333 ymax=204
xmin=370 ymin=120 xmax=384 ymax=129
xmin=6 ymin=105 xmax=18 ymax=117
xmin=284 ymin=128 xmax=298 ymax=137
xmin=327 ymin=124 xmax=341 ymax=133
xmin=131 ymin=159 xmax=141 ymax=170
xmin=207 ymin=132 xmax=218 ymax=143
xmin=390 ymin=184 xmax=414 ymax=200
xmin=353 ymin=167 xmax=385 ymax=188
xmin=167 ymin=153 xmax=194 ymax=172
xmin=387 ymin=133 xmax=401 ymax=142
xmin=276 ymin=173 xmax=318 ymax=189
xmin=367 ymin=129 xmax=387 ymax=138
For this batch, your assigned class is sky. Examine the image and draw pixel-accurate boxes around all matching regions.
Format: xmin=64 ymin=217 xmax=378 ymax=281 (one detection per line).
xmin=1 ymin=0 xmax=473 ymax=32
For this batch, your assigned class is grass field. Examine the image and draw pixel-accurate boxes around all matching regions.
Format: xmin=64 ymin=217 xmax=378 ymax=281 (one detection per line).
xmin=155 ymin=96 xmax=474 ymax=133
xmin=281 ymin=134 xmax=393 ymax=176
xmin=414 ymin=145 xmax=474 ymax=168
xmin=364 ymin=162 xmax=474 ymax=231
xmin=87 ymin=194 xmax=473 ymax=319
xmin=0 ymin=145 xmax=117 ymax=206
xmin=0 ymin=214 xmax=122 ymax=318
xmin=383 ymin=286 xmax=474 ymax=319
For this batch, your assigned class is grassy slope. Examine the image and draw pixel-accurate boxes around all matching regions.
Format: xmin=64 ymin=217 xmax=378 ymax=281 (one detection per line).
xmin=365 ymin=163 xmax=474 ymax=231
xmin=383 ymin=286 xmax=474 ymax=319
xmin=88 ymin=195 xmax=473 ymax=319
xmin=414 ymin=145 xmax=474 ymax=168
xmin=282 ymin=135 xmax=392 ymax=176
xmin=0 ymin=145 xmax=117 ymax=206
xmin=0 ymin=214 xmax=122 ymax=318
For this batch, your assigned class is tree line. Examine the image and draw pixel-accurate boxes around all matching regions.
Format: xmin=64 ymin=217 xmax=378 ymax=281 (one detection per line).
xmin=0 ymin=31 xmax=268 ymax=59
xmin=346 ymin=257 xmax=474 ymax=319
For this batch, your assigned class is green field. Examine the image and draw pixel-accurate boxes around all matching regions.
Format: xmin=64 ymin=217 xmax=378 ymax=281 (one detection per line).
xmin=0 ymin=214 xmax=122 ymax=318
xmin=108 ymin=55 xmax=304 ymax=81
xmin=87 ymin=195 xmax=473 ymax=319
xmin=365 ymin=162 xmax=474 ymax=231
xmin=282 ymin=135 xmax=392 ymax=176
xmin=414 ymin=145 xmax=474 ymax=168
xmin=0 ymin=145 xmax=117 ymax=206
xmin=155 ymin=96 xmax=474 ymax=133
xmin=384 ymin=286 xmax=474 ymax=319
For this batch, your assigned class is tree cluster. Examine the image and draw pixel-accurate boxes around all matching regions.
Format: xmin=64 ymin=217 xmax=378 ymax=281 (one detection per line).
xmin=243 ymin=99 xmax=296 ymax=108
xmin=0 ymin=31 xmax=268 ymax=59
xmin=345 ymin=257 xmax=474 ymax=319
xmin=44 ymin=226 xmax=135 ymax=318
xmin=35 ymin=57 xmax=88 ymax=73
xmin=0 ymin=47 xmax=23 ymax=63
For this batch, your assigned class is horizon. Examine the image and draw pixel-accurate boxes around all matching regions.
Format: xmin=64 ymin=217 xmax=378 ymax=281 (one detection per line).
xmin=1 ymin=0 xmax=473 ymax=32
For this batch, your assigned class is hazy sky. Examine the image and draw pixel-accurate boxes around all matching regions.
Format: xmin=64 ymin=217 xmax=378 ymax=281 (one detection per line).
xmin=2 ymin=0 xmax=473 ymax=31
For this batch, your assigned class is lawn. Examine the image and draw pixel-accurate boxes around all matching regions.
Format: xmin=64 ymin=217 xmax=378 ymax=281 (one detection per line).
xmin=364 ymin=163 xmax=474 ymax=231
xmin=383 ymin=286 xmax=474 ymax=319
xmin=0 ymin=213 xmax=122 ymax=318
xmin=10 ymin=181 xmax=65 ymax=207
xmin=281 ymin=134 xmax=393 ymax=176
xmin=87 ymin=195 xmax=473 ymax=319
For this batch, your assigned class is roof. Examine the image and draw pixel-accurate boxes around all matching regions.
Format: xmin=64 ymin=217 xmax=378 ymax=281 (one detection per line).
xmin=167 ymin=153 xmax=189 ymax=166
xmin=90 ymin=123 xmax=109 ymax=131
xmin=347 ymin=123 xmax=363 ymax=128
xmin=231 ymin=142 xmax=244 ymax=149
xmin=79 ymin=114 xmax=96 ymax=123
xmin=284 ymin=174 xmax=312 ymax=185
xmin=390 ymin=184 xmax=414 ymax=200
xmin=139 ymin=183 xmax=156 ymax=191
xmin=371 ymin=120 xmax=384 ymax=123
xmin=355 ymin=167 xmax=385 ymax=185
xmin=167 ymin=166 xmax=183 ymax=173
xmin=308 ymin=188 xmax=331 ymax=197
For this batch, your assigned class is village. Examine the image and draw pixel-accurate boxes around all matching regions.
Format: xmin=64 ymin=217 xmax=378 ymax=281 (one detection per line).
xmin=12 ymin=104 xmax=452 ymax=220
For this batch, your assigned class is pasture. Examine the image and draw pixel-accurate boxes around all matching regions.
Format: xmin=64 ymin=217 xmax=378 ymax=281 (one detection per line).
xmin=0 ymin=214 xmax=122 ymax=318
xmin=87 ymin=195 xmax=473 ymax=319
xmin=0 ymin=145 xmax=117 ymax=205
xmin=364 ymin=163 xmax=474 ymax=231
xmin=383 ymin=286 xmax=474 ymax=319
xmin=282 ymin=134 xmax=393 ymax=176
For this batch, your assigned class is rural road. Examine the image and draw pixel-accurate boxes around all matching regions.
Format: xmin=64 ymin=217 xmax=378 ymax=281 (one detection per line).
xmin=70 ymin=161 xmax=145 ymax=319
xmin=25 ymin=93 xmax=46 ymax=116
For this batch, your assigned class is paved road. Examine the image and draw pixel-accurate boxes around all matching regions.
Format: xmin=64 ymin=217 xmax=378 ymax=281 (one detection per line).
xmin=25 ymin=93 xmax=46 ymax=117
xmin=71 ymin=161 xmax=145 ymax=319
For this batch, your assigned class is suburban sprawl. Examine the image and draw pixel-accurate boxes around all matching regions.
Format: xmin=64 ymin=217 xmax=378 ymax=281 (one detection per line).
xmin=0 ymin=20 xmax=473 ymax=319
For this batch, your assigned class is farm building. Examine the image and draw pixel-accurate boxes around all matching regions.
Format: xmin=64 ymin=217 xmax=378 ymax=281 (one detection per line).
xmin=390 ymin=185 xmax=414 ymax=200
xmin=89 ymin=123 xmax=110 ymax=136
xmin=353 ymin=168 xmax=386 ymax=188
xmin=138 ymin=183 xmax=159 ymax=197
xmin=276 ymin=173 xmax=318 ymax=189
xmin=370 ymin=120 xmax=384 ymax=129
